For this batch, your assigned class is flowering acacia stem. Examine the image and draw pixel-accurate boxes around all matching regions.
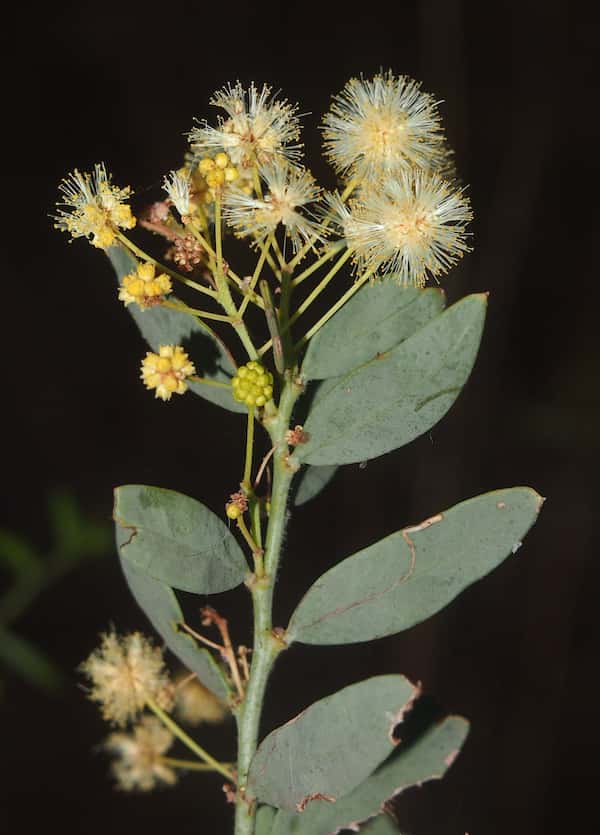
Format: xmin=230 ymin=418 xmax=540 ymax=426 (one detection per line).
xmin=145 ymin=696 xmax=235 ymax=782
xmin=233 ymin=378 xmax=301 ymax=835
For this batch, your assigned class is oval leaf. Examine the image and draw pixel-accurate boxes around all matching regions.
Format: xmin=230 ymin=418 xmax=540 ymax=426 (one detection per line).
xmin=292 ymin=465 xmax=338 ymax=507
xmin=287 ymin=487 xmax=543 ymax=645
xmin=120 ymin=559 xmax=230 ymax=701
xmin=271 ymin=716 xmax=468 ymax=835
xmin=107 ymin=245 xmax=244 ymax=413
xmin=296 ymin=294 xmax=487 ymax=466
xmin=114 ymin=485 xmax=248 ymax=594
xmin=302 ymin=284 xmax=445 ymax=380
xmin=248 ymin=674 xmax=419 ymax=811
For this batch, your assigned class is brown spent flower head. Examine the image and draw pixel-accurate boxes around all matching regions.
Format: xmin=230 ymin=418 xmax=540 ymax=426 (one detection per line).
xmin=105 ymin=715 xmax=176 ymax=791
xmin=80 ymin=631 xmax=173 ymax=727
xmin=166 ymin=233 xmax=205 ymax=272
xmin=174 ymin=675 xmax=229 ymax=726
xmin=226 ymin=490 xmax=249 ymax=520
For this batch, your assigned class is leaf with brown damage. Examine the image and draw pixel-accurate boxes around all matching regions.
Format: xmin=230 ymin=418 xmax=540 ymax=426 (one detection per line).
xmin=247 ymin=675 xmax=419 ymax=812
xmin=114 ymin=484 xmax=248 ymax=595
xmin=270 ymin=716 xmax=469 ymax=835
xmin=286 ymin=487 xmax=544 ymax=645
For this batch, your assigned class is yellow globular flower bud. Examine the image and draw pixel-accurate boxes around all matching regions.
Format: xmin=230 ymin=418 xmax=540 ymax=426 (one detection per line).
xmin=198 ymin=157 xmax=216 ymax=175
xmin=231 ymin=361 xmax=274 ymax=409
xmin=205 ymin=169 xmax=226 ymax=189
xmin=141 ymin=345 xmax=195 ymax=401
xmin=226 ymin=503 xmax=242 ymax=520
xmin=119 ymin=263 xmax=172 ymax=309
xmin=224 ymin=166 xmax=238 ymax=183
xmin=214 ymin=152 xmax=230 ymax=169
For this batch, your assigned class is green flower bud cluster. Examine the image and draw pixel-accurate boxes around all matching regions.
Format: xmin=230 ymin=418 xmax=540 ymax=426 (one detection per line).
xmin=232 ymin=361 xmax=274 ymax=408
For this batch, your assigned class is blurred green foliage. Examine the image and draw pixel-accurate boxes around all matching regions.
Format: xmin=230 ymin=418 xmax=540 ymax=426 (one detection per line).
xmin=0 ymin=492 xmax=111 ymax=695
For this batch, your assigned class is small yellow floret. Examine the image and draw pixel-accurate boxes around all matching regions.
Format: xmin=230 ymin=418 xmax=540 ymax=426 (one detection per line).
xmin=231 ymin=361 xmax=274 ymax=408
xmin=206 ymin=168 xmax=226 ymax=189
xmin=198 ymin=157 xmax=216 ymax=174
xmin=214 ymin=152 xmax=230 ymax=169
xmin=141 ymin=345 xmax=195 ymax=401
xmin=226 ymin=503 xmax=242 ymax=520
xmin=119 ymin=263 xmax=172 ymax=309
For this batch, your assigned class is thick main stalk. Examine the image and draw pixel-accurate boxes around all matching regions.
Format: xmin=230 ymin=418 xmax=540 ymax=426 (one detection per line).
xmin=233 ymin=381 xmax=299 ymax=835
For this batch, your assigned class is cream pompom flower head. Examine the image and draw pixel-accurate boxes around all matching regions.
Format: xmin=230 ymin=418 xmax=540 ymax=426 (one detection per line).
xmin=322 ymin=71 xmax=447 ymax=185
xmin=54 ymin=163 xmax=136 ymax=249
xmin=189 ymin=81 xmax=302 ymax=169
xmin=80 ymin=631 xmax=173 ymax=727
xmin=334 ymin=168 xmax=473 ymax=287
xmin=222 ymin=162 xmax=323 ymax=252
xmin=105 ymin=716 xmax=177 ymax=791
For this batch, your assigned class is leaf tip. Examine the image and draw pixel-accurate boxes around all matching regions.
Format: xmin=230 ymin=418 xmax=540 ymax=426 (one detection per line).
xmin=388 ymin=678 xmax=422 ymax=745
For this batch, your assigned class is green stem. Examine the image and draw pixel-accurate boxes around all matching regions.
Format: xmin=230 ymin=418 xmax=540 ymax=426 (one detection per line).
xmin=243 ymin=407 xmax=255 ymax=489
xmin=160 ymin=757 xmax=234 ymax=773
xmin=233 ymin=379 xmax=301 ymax=835
xmin=290 ymin=240 xmax=345 ymax=288
xmin=211 ymin=195 xmax=259 ymax=361
xmin=162 ymin=300 xmax=233 ymax=323
xmin=258 ymin=248 xmax=353 ymax=357
xmin=285 ymin=176 xmax=358 ymax=272
xmin=296 ymin=266 xmax=374 ymax=348
xmin=238 ymin=235 xmax=273 ymax=318
xmin=116 ymin=232 xmax=217 ymax=299
xmin=146 ymin=696 xmax=235 ymax=782
xmin=189 ymin=375 xmax=232 ymax=390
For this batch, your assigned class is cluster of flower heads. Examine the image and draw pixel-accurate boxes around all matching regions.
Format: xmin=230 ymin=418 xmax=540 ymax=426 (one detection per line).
xmin=185 ymin=74 xmax=471 ymax=283
xmin=80 ymin=631 xmax=228 ymax=791
xmin=55 ymin=72 xmax=472 ymax=288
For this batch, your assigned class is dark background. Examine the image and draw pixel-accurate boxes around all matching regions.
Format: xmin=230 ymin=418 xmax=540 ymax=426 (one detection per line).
xmin=3 ymin=1 xmax=595 ymax=833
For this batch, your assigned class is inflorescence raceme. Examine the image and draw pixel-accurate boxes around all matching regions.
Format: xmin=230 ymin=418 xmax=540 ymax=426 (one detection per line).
xmin=61 ymin=72 xmax=477 ymax=798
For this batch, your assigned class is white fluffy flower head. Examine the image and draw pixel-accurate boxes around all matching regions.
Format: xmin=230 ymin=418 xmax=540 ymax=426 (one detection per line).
xmin=163 ymin=170 xmax=191 ymax=216
xmin=189 ymin=82 xmax=302 ymax=168
xmin=105 ymin=716 xmax=176 ymax=792
xmin=223 ymin=163 xmax=323 ymax=251
xmin=322 ymin=72 xmax=447 ymax=184
xmin=341 ymin=169 xmax=473 ymax=287
xmin=80 ymin=631 xmax=173 ymax=726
